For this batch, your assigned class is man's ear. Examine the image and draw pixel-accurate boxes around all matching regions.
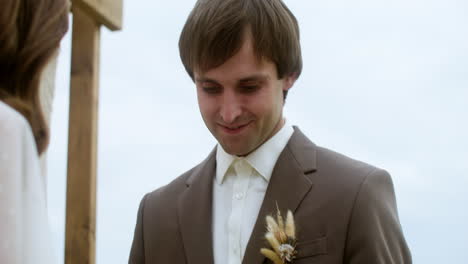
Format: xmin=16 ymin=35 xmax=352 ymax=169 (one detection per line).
xmin=282 ymin=73 xmax=297 ymax=91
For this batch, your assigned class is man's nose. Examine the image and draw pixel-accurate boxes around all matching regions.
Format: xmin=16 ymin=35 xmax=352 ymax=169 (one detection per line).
xmin=220 ymin=92 xmax=242 ymax=124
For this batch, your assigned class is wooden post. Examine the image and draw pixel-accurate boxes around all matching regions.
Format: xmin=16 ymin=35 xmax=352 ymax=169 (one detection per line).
xmin=65 ymin=0 xmax=122 ymax=263
xmin=65 ymin=5 xmax=100 ymax=264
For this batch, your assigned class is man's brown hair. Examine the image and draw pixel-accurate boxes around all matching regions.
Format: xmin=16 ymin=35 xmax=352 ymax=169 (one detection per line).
xmin=179 ymin=0 xmax=302 ymax=86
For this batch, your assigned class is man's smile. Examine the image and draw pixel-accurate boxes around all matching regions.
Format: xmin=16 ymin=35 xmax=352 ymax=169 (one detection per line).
xmin=218 ymin=121 xmax=252 ymax=135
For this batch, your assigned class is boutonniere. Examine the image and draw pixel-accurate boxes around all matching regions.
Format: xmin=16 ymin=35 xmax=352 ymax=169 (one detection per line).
xmin=260 ymin=205 xmax=298 ymax=264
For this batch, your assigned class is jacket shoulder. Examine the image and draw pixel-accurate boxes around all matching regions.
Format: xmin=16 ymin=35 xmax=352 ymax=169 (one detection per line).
xmin=289 ymin=127 xmax=383 ymax=181
xmin=129 ymin=160 xmax=207 ymax=263
xmin=315 ymin=145 xmax=381 ymax=179
xmin=145 ymin=161 xmax=202 ymax=205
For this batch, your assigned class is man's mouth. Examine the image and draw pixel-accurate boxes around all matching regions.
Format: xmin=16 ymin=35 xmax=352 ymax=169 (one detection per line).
xmin=219 ymin=122 xmax=251 ymax=134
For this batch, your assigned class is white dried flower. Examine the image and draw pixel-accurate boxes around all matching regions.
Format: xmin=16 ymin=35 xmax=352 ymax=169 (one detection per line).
xmin=260 ymin=206 xmax=298 ymax=264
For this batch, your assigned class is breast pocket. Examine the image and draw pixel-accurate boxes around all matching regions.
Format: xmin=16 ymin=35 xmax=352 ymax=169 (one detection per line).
xmin=294 ymin=236 xmax=327 ymax=262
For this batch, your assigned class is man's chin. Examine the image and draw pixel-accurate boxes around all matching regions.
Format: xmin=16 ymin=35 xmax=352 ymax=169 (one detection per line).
xmin=219 ymin=143 xmax=252 ymax=157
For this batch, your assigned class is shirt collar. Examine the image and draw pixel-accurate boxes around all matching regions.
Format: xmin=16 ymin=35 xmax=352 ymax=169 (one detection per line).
xmin=216 ymin=119 xmax=294 ymax=184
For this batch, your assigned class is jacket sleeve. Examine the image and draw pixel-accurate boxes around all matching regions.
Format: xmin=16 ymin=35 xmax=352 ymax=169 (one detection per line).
xmin=129 ymin=193 xmax=149 ymax=264
xmin=344 ymin=169 xmax=412 ymax=263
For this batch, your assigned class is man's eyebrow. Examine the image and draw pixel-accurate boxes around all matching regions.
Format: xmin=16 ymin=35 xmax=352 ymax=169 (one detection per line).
xmin=195 ymin=74 xmax=270 ymax=84
xmin=238 ymin=74 xmax=270 ymax=82
xmin=195 ymin=77 xmax=219 ymax=84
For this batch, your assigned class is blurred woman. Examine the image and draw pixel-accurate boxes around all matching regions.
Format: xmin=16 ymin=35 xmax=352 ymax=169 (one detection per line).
xmin=0 ymin=0 xmax=69 ymax=262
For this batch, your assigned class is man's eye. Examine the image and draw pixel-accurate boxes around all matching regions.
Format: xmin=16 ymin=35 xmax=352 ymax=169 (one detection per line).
xmin=241 ymin=85 xmax=259 ymax=93
xmin=202 ymin=86 xmax=221 ymax=94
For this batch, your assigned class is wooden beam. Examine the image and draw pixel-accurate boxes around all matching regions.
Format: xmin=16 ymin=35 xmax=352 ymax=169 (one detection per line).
xmin=65 ymin=5 xmax=100 ymax=264
xmin=72 ymin=0 xmax=123 ymax=31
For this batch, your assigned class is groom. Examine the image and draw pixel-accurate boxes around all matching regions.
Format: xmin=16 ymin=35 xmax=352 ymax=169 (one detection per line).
xmin=129 ymin=0 xmax=412 ymax=263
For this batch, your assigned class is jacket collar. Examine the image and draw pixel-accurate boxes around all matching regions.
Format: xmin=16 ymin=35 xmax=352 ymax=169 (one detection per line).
xmin=178 ymin=127 xmax=317 ymax=264
xmin=178 ymin=148 xmax=216 ymax=264
xmin=242 ymin=126 xmax=317 ymax=264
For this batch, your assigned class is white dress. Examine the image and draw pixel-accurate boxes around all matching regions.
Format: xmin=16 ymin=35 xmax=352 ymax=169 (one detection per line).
xmin=0 ymin=101 xmax=55 ymax=263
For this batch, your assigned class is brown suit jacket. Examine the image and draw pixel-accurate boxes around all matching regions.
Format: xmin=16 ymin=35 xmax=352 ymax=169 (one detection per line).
xmin=129 ymin=127 xmax=411 ymax=263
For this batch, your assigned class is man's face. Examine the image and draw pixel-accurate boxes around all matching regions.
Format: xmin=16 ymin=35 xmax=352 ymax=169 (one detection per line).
xmin=194 ymin=36 xmax=295 ymax=156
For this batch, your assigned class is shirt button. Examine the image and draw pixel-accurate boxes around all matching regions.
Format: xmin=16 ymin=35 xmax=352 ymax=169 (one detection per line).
xmin=234 ymin=193 xmax=244 ymax=200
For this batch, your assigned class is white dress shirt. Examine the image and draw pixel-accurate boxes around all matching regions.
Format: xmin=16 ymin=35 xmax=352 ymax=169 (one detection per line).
xmin=212 ymin=120 xmax=294 ymax=264
xmin=0 ymin=101 xmax=55 ymax=264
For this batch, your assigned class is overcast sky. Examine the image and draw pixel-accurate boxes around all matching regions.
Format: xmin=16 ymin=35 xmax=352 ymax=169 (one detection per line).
xmin=47 ymin=0 xmax=467 ymax=263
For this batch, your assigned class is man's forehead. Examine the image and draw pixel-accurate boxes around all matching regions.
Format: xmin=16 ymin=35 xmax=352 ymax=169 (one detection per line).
xmin=194 ymin=44 xmax=276 ymax=83
xmin=193 ymin=31 xmax=274 ymax=75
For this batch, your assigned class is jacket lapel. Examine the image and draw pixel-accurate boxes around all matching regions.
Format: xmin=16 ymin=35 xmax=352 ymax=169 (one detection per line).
xmin=242 ymin=127 xmax=317 ymax=264
xmin=178 ymin=149 xmax=216 ymax=264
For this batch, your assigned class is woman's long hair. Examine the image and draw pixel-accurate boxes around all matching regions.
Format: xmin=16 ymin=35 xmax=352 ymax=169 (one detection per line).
xmin=0 ymin=0 xmax=69 ymax=155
